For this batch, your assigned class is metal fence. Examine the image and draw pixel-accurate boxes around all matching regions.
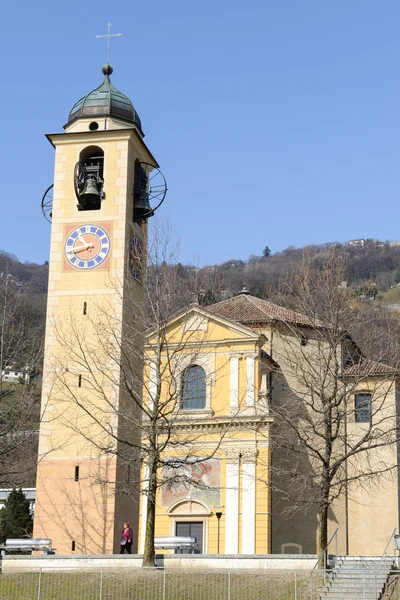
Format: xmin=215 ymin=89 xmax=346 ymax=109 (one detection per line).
xmin=0 ymin=566 xmax=319 ymax=600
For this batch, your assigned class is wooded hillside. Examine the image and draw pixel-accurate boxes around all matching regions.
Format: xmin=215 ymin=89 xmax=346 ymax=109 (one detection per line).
xmin=1 ymin=240 xmax=400 ymax=488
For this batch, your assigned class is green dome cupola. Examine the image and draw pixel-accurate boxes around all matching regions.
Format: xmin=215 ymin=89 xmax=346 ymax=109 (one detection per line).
xmin=67 ymin=64 xmax=142 ymax=131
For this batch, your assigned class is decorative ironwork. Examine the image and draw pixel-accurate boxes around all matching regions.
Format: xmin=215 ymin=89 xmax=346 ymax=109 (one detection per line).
xmin=133 ymin=162 xmax=167 ymax=222
xmin=74 ymin=162 xmax=86 ymax=201
xmin=41 ymin=184 xmax=54 ymax=223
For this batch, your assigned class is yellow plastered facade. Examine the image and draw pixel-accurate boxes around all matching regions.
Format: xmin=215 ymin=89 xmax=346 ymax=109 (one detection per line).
xmin=34 ymin=121 xmax=153 ymax=554
xmin=140 ymin=305 xmax=399 ymax=557
xmin=139 ymin=308 xmax=273 ymax=555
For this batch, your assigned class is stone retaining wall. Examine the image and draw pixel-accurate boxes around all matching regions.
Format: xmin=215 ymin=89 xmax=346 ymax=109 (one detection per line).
xmin=0 ymin=553 xmax=318 ymax=571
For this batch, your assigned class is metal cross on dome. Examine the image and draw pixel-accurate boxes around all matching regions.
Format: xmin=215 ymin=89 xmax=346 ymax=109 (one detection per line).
xmin=95 ymin=23 xmax=122 ymax=63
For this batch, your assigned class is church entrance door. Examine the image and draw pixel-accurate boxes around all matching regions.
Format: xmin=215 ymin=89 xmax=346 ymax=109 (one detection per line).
xmin=175 ymin=522 xmax=203 ymax=554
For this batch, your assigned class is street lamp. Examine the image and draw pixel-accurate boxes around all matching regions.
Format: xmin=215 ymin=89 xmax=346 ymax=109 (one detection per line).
xmin=214 ymin=506 xmax=224 ymax=554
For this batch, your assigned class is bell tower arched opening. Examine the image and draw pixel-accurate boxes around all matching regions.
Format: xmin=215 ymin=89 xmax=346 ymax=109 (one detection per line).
xmin=75 ymin=145 xmax=104 ymax=211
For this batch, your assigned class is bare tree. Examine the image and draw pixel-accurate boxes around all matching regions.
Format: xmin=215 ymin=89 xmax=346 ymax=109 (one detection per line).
xmin=263 ymin=252 xmax=400 ymax=555
xmin=50 ymin=222 xmax=232 ymax=565
xmin=0 ymin=273 xmax=44 ymax=487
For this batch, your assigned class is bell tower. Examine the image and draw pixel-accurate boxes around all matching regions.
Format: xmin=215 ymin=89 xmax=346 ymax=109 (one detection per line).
xmin=34 ymin=61 xmax=165 ymax=554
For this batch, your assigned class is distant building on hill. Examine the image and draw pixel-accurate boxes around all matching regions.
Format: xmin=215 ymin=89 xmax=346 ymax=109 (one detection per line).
xmin=1 ymin=365 xmax=31 ymax=384
xmin=348 ymin=238 xmax=367 ymax=247
xmin=348 ymin=238 xmax=386 ymax=248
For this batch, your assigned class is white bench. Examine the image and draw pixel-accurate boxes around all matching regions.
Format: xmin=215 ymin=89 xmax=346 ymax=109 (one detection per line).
xmin=154 ymin=536 xmax=198 ymax=551
xmin=4 ymin=538 xmax=53 ymax=553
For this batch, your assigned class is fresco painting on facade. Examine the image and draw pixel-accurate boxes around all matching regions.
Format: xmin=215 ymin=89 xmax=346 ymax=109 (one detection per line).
xmin=161 ymin=458 xmax=221 ymax=507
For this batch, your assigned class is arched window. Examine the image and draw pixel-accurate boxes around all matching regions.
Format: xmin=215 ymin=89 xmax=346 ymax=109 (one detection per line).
xmin=182 ymin=365 xmax=206 ymax=410
xmin=75 ymin=145 xmax=104 ymax=211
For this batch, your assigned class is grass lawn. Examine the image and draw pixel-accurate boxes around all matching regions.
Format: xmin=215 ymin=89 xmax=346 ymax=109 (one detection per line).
xmin=0 ymin=569 xmax=316 ymax=600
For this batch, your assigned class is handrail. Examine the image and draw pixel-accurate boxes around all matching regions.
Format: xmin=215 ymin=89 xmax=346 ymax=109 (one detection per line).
xmin=375 ymin=528 xmax=396 ymax=574
xmin=309 ymin=526 xmax=339 ymax=600
xmin=372 ymin=528 xmax=396 ymax=600
xmin=310 ymin=528 xmax=339 ymax=578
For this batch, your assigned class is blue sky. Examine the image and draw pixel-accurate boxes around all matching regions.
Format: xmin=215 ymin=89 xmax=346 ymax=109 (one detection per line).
xmin=1 ymin=1 xmax=399 ymax=266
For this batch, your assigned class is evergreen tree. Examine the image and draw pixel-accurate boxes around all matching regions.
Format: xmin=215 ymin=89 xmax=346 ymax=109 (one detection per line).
xmin=0 ymin=488 xmax=33 ymax=543
xmin=262 ymin=245 xmax=271 ymax=257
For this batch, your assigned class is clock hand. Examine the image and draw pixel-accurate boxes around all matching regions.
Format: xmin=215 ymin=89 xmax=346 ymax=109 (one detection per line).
xmin=67 ymin=243 xmax=94 ymax=254
xmin=74 ymin=244 xmax=94 ymax=254
xmin=78 ymin=234 xmax=87 ymax=245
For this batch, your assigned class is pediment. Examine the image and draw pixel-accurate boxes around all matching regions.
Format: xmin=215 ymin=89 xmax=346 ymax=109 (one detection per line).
xmin=146 ymin=305 xmax=267 ymax=347
xmin=167 ymin=499 xmax=212 ymax=516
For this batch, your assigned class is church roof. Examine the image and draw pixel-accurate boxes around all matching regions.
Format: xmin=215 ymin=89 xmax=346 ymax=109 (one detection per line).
xmin=67 ymin=64 xmax=142 ymax=130
xmin=207 ymin=293 xmax=399 ymax=378
xmin=207 ymin=292 xmax=319 ymax=327
xmin=343 ymin=358 xmax=399 ymax=377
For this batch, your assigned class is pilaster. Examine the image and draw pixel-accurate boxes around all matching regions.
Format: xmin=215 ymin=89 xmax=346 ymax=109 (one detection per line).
xmin=224 ymin=449 xmax=239 ymax=553
xmin=241 ymin=449 xmax=257 ymax=554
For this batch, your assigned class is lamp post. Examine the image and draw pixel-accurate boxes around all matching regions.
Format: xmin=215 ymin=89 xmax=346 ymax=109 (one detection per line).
xmin=214 ymin=506 xmax=224 ymax=554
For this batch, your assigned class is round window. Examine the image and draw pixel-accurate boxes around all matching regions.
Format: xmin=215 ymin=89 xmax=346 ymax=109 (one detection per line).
xmin=89 ymin=122 xmax=99 ymax=131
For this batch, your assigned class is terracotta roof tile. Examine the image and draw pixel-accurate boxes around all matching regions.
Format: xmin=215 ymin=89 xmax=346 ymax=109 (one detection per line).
xmin=344 ymin=358 xmax=399 ymax=377
xmin=206 ymin=293 xmax=320 ymax=327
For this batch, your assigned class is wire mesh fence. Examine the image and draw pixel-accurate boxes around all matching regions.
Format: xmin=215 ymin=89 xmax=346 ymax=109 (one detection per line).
xmin=0 ymin=566 xmax=320 ymax=600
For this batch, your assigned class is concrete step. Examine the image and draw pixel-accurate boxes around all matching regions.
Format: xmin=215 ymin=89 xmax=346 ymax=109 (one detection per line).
xmin=319 ymin=588 xmax=383 ymax=600
xmin=335 ymin=558 xmax=391 ymax=563
xmin=331 ymin=568 xmax=388 ymax=573
xmin=332 ymin=563 xmax=395 ymax=571
xmin=335 ymin=556 xmax=389 ymax=561
xmin=320 ymin=595 xmax=378 ymax=599
xmin=325 ymin=577 xmax=386 ymax=588
xmin=328 ymin=575 xmax=387 ymax=582
xmin=330 ymin=576 xmax=388 ymax=583
xmin=320 ymin=592 xmax=380 ymax=598
xmin=329 ymin=575 xmax=387 ymax=581
xmin=322 ymin=585 xmax=385 ymax=593
xmin=319 ymin=554 xmax=392 ymax=600
xmin=332 ymin=562 xmax=395 ymax=571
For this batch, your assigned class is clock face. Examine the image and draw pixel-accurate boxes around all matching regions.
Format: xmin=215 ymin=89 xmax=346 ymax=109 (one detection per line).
xmin=65 ymin=224 xmax=110 ymax=270
xmin=129 ymin=234 xmax=143 ymax=281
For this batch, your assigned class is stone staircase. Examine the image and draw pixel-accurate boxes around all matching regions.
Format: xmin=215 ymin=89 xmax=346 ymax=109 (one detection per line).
xmin=318 ymin=556 xmax=396 ymax=600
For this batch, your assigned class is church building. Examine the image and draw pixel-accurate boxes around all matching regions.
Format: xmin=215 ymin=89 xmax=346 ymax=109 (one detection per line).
xmin=139 ymin=291 xmax=400 ymax=557
xmin=32 ymin=49 xmax=399 ymax=559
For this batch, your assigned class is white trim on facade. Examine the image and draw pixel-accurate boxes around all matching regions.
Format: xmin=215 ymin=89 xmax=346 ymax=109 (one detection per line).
xmin=230 ymin=356 xmax=239 ymax=409
xmin=139 ymin=465 xmax=149 ymax=554
xmin=241 ymin=461 xmax=256 ymax=553
xmin=148 ymin=362 xmax=157 ymax=411
xmin=281 ymin=543 xmax=302 ymax=554
xmin=172 ymin=352 xmax=216 ymax=412
xmin=225 ymin=461 xmax=239 ymax=553
xmin=245 ymin=356 xmax=255 ymax=407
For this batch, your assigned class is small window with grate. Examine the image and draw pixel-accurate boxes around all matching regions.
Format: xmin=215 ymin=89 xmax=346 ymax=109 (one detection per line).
xmin=182 ymin=365 xmax=206 ymax=410
xmin=355 ymin=393 xmax=372 ymax=423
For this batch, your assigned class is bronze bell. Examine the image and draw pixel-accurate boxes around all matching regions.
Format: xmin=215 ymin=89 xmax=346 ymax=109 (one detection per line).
xmin=79 ymin=177 xmax=101 ymax=210
xmin=133 ymin=189 xmax=154 ymax=221
xmin=133 ymin=161 xmax=154 ymax=221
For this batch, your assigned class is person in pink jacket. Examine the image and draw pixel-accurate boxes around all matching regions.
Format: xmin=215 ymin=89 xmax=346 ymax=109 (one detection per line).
xmin=120 ymin=521 xmax=133 ymax=554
